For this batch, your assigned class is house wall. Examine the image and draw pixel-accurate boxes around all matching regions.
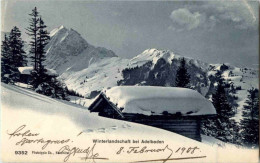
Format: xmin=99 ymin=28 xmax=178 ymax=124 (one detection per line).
xmin=124 ymin=114 xmax=201 ymax=141
xmin=99 ymin=104 xmax=120 ymax=118
xmin=95 ymin=98 xmax=123 ymax=119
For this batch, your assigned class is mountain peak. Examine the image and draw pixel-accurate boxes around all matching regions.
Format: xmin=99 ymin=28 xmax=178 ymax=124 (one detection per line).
xmin=143 ymin=48 xmax=161 ymax=53
xmin=128 ymin=48 xmax=211 ymax=72
xmin=49 ymin=25 xmax=68 ymax=37
xmin=129 ymin=48 xmax=178 ymax=67
xmin=58 ymin=25 xmax=65 ymax=30
xmin=45 ymin=26 xmax=117 ymax=74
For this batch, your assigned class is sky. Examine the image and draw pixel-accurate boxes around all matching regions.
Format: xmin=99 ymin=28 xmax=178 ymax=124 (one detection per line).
xmin=1 ymin=0 xmax=259 ymax=68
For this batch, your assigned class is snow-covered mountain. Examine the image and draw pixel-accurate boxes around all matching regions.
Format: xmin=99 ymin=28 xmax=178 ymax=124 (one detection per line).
xmin=129 ymin=48 xmax=209 ymax=70
xmin=45 ymin=26 xmax=117 ymax=74
xmin=119 ymin=49 xmax=258 ymax=122
xmin=57 ymin=47 xmax=211 ymax=97
xmin=43 ymin=27 xmax=258 ymax=122
xmin=120 ymin=49 xmax=211 ymax=96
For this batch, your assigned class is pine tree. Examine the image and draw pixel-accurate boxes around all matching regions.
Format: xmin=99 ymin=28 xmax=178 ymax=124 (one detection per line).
xmin=37 ymin=17 xmax=50 ymax=72
xmin=202 ymin=77 xmax=239 ymax=144
xmin=26 ymin=7 xmax=69 ymax=100
xmin=26 ymin=7 xmax=48 ymax=88
xmin=175 ymin=58 xmax=190 ymax=88
xmin=212 ymin=79 xmax=237 ymax=142
xmin=215 ymin=70 xmax=224 ymax=83
xmin=240 ymin=88 xmax=259 ymax=147
xmin=26 ymin=7 xmax=39 ymax=71
xmin=9 ymin=26 xmax=27 ymax=67
xmin=212 ymin=80 xmax=235 ymax=118
xmin=1 ymin=27 xmax=27 ymax=84
xmin=1 ymin=34 xmax=12 ymax=83
xmin=31 ymin=16 xmax=50 ymax=88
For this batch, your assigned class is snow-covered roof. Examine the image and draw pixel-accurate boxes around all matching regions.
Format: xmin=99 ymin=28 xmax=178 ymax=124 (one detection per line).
xmin=103 ymin=86 xmax=216 ymax=116
xmin=18 ymin=67 xmax=57 ymax=76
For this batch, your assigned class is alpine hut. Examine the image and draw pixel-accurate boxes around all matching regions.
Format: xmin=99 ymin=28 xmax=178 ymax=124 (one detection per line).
xmin=88 ymin=86 xmax=216 ymax=141
xmin=18 ymin=67 xmax=57 ymax=84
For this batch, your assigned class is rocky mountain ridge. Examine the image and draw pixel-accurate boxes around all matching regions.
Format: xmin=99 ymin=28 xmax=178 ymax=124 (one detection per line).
xmin=44 ymin=26 xmax=117 ymax=74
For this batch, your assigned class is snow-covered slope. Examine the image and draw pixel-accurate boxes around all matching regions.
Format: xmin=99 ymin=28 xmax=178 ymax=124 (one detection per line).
xmin=61 ymin=57 xmax=129 ymax=95
xmin=208 ymin=64 xmax=259 ymax=122
xmin=45 ymin=26 xmax=117 ymax=74
xmin=1 ymin=84 xmax=258 ymax=162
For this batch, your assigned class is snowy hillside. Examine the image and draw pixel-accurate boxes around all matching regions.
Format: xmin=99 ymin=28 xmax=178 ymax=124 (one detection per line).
xmin=1 ymin=84 xmax=258 ymax=162
xmin=60 ymin=57 xmax=129 ymax=96
xmin=208 ymin=64 xmax=259 ymax=122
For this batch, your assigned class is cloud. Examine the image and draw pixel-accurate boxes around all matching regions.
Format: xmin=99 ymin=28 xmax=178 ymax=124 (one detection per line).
xmin=206 ymin=1 xmax=258 ymax=29
xmin=169 ymin=1 xmax=258 ymax=31
xmin=169 ymin=8 xmax=202 ymax=31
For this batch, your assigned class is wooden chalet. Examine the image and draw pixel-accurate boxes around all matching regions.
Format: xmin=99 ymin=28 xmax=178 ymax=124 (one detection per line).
xmin=88 ymin=86 xmax=216 ymax=142
xmin=18 ymin=67 xmax=57 ymax=84
xmin=18 ymin=67 xmax=33 ymax=84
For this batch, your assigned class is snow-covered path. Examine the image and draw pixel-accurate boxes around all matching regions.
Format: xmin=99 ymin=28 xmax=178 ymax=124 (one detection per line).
xmin=1 ymin=84 xmax=258 ymax=162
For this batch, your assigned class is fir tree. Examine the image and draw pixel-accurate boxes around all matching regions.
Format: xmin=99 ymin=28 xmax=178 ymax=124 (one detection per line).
xmin=211 ymin=79 xmax=237 ymax=142
xmin=240 ymin=88 xmax=259 ymax=147
xmin=26 ymin=7 xmax=49 ymax=88
xmin=202 ymin=77 xmax=239 ymax=144
xmin=26 ymin=7 xmax=69 ymax=100
xmin=1 ymin=34 xmax=12 ymax=83
xmin=9 ymin=26 xmax=27 ymax=67
xmin=1 ymin=27 xmax=27 ymax=84
xmin=30 ymin=16 xmax=50 ymax=88
xmin=175 ymin=58 xmax=190 ymax=88
xmin=26 ymin=7 xmax=39 ymax=71
xmin=215 ymin=70 xmax=224 ymax=83
xmin=212 ymin=80 xmax=235 ymax=118
xmin=37 ymin=17 xmax=50 ymax=72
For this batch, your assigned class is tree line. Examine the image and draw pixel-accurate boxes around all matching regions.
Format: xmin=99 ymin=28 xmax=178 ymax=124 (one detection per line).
xmin=1 ymin=7 xmax=69 ymax=100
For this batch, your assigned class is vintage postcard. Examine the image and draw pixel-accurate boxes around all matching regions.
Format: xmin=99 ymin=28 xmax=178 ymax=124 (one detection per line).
xmin=1 ymin=0 xmax=259 ymax=162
